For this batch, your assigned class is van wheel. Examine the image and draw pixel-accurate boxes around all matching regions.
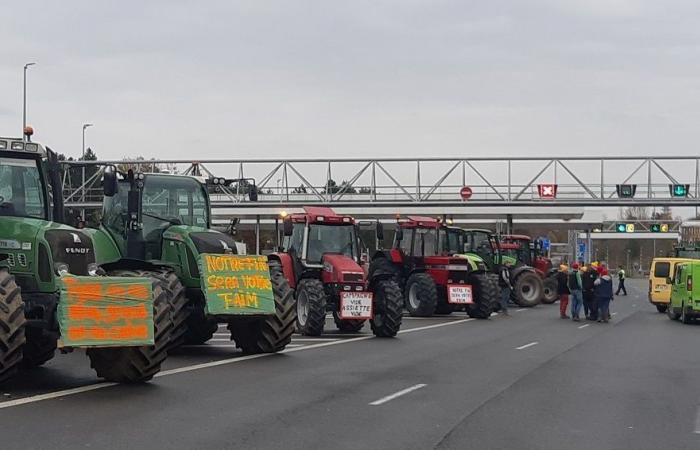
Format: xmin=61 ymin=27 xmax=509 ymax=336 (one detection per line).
xmin=681 ymin=303 xmax=693 ymax=324
xmin=667 ymin=304 xmax=680 ymax=321
xmin=655 ymin=304 xmax=667 ymax=313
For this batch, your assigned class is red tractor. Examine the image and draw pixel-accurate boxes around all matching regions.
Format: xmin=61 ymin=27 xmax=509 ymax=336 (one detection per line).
xmin=499 ymin=234 xmax=558 ymax=305
xmin=270 ymin=207 xmax=403 ymax=337
xmin=369 ymin=216 xmax=495 ymax=318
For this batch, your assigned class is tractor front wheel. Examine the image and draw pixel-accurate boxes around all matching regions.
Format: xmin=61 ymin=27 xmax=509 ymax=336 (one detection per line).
xmin=0 ymin=270 xmax=26 ymax=384
xmin=467 ymin=273 xmax=496 ymax=319
xmin=87 ymin=270 xmax=172 ymax=382
xmin=370 ymin=279 xmax=403 ymax=337
xmin=541 ymin=277 xmax=558 ymax=304
xmin=405 ymin=273 xmax=437 ymax=317
xmin=511 ymin=271 xmax=543 ymax=307
xmin=295 ymin=279 xmax=327 ymax=336
xmin=21 ymin=328 xmax=57 ymax=368
xmin=229 ymin=263 xmax=296 ymax=353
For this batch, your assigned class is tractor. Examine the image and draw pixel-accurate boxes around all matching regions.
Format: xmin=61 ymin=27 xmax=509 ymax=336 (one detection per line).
xmin=0 ymin=133 xmax=170 ymax=384
xmin=498 ymin=234 xmax=555 ymax=305
xmin=270 ymin=207 xmax=403 ymax=337
xmin=370 ymin=216 xmax=494 ymax=318
xmin=86 ymin=170 xmax=296 ymax=354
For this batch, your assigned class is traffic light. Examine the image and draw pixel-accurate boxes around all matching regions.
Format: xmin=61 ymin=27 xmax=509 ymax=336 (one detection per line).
xmin=670 ymin=184 xmax=690 ymax=197
xmin=616 ymin=223 xmax=628 ymax=233
xmin=661 ymin=223 xmax=669 ymax=232
xmin=650 ymin=223 xmax=661 ymax=232
xmin=616 ymin=184 xmax=637 ymax=198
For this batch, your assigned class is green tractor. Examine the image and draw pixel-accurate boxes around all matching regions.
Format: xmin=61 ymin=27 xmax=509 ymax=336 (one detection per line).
xmin=86 ymin=169 xmax=295 ymax=354
xmin=0 ymin=134 xmax=171 ymax=384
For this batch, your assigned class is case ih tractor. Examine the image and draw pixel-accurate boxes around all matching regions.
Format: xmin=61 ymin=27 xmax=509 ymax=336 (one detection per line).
xmin=499 ymin=234 xmax=556 ymax=305
xmin=270 ymin=207 xmax=402 ymax=337
xmin=86 ymin=170 xmax=296 ymax=354
xmin=370 ymin=216 xmax=494 ymax=318
xmin=0 ymin=134 xmax=170 ymax=384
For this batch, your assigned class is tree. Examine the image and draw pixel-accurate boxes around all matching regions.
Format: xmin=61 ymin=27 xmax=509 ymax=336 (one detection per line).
xmin=358 ymin=186 xmax=375 ymax=194
xmin=323 ymin=178 xmax=339 ymax=194
xmin=292 ymin=185 xmax=308 ymax=194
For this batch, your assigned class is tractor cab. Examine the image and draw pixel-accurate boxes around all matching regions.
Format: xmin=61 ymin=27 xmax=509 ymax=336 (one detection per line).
xmin=674 ymin=243 xmax=700 ymax=260
xmin=499 ymin=235 xmax=534 ymax=267
xmin=460 ymin=228 xmax=501 ymax=271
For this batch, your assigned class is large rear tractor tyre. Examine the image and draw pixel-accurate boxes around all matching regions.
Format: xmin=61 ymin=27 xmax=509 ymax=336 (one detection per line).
xmin=21 ymin=329 xmax=57 ymax=368
xmin=370 ymin=279 xmax=403 ymax=337
xmin=0 ymin=270 xmax=26 ymax=384
xmin=466 ymin=273 xmax=496 ymax=319
xmin=183 ymin=308 xmax=218 ymax=345
xmin=405 ymin=273 xmax=437 ymax=317
xmin=541 ymin=277 xmax=558 ymax=304
xmin=157 ymin=270 xmax=188 ymax=350
xmin=655 ymin=304 xmax=668 ymax=314
xmin=87 ymin=270 xmax=172 ymax=383
xmin=332 ymin=312 xmax=365 ymax=332
xmin=295 ymin=278 xmax=327 ymax=336
xmin=368 ymin=257 xmax=403 ymax=290
xmin=229 ymin=263 xmax=296 ymax=353
xmin=511 ymin=271 xmax=543 ymax=307
xmin=486 ymin=274 xmax=502 ymax=312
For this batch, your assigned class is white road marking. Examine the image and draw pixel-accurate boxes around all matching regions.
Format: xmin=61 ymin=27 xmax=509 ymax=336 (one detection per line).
xmin=516 ymin=341 xmax=539 ymax=350
xmin=694 ymin=405 xmax=700 ymax=434
xmin=369 ymin=384 xmax=427 ymax=406
xmin=611 ymin=312 xmax=618 ymax=316
xmin=285 ymin=344 xmax=304 ymax=348
xmin=213 ymin=333 xmax=229 ymax=337
xmin=0 ymin=315 xmax=474 ymax=409
xmin=516 ymin=308 xmax=527 ymax=312
xmin=578 ymin=324 xmax=590 ymax=329
xmin=402 ymin=316 xmax=469 ymax=320
xmin=291 ymin=338 xmax=340 ymax=342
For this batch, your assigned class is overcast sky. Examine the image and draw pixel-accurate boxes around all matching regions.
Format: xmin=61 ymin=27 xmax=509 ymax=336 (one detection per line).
xmin=2 ymin=0 xmax=700 ymax=161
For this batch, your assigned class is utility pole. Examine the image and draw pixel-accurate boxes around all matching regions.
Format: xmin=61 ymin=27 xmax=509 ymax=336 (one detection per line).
xmin=22 ymin=62 xmax=36 ymax=142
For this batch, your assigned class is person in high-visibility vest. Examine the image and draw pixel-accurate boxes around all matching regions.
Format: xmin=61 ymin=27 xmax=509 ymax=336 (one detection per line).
xmin=615 ymin=265 xmax=627 ymax=296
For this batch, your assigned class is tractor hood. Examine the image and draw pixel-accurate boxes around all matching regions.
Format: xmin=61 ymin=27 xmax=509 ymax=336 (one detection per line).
xmin=321 ymin=254 xmax=365 ymax=284
xmin=164 ymin=225 xmax=239 ymax=255
xmin=454 ymin=253 xmax=488 ymax=272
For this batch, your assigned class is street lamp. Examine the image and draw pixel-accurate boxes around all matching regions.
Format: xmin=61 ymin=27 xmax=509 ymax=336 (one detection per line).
xmin=82 ymin=123 xmax=93 ymax=159
xmin=23 ymin=62 xmax=36 ymax=142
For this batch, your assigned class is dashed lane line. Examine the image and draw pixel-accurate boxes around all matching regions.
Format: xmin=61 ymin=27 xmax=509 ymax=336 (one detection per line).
xmin=369 ymin=384 xmax=427 ymax=406
xmin=578 ymin=324 xmax=590 ymax=329
xmin=516 ymin=341 xmax=539 ymax=350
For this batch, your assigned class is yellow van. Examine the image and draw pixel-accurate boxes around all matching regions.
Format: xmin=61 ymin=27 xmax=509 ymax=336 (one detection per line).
xmin=649 ymin=258 xmax=694 ymax=312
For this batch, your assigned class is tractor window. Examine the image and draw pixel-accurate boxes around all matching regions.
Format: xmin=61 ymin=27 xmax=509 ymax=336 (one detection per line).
xmin=306 ymin=224 xmax=357 ymax=263
xmin=415 ymin=228 xmax=438 ymax=257
xmin=397 ymin=228 xmax=413 ymax=254
xmin=441 ymin=229 xmax=462 ymax=255
xmin=286 ymin=223 xmax=304 ymax=254
xmin=0 ymin=157 xmax=47 ymax=219
xmin=142 ymin=176 xmax=209 ymax=228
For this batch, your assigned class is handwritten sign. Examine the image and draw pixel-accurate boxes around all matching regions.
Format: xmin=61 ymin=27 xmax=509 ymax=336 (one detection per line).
xmin=447 ymin=285 xmax=474 ymax=304
xmin=339 ymin=291 xmax=373 ymax=319
xmin=57 ymin=276 xmax=154 ymax=347
xmin=199 ymin=254 xmax=275 ymax=315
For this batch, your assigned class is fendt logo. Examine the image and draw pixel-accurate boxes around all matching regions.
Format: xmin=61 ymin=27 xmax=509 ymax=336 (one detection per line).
xmin=65 ymin=247 xmax=91 ymax=254
xmin=70 ymin=233 xmax=82 ymax=243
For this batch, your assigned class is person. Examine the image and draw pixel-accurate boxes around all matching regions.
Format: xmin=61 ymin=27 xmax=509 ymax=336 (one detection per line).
xmin=499 ymin=261 xmax=513 ymax=316
xmin=557 ymin=264 xmax=570 ymax=319
xmin=594 ymin=268 xmax=614 ymax=323
xmin=582 ymin=263 xmax=599 ymax=320
xmin=568 ymin=263 xmax=583 ymax=321
xmin=615 ymin=265 xmax=627 ymax=296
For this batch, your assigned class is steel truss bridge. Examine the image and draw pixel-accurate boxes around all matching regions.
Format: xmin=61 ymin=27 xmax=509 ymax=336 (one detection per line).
xmin=62 ymin=156 xmax=700 ymax=222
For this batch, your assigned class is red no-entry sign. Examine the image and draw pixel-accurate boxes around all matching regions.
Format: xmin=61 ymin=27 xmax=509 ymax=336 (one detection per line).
xmin=460 ymin=186 xmax=473 ymax=200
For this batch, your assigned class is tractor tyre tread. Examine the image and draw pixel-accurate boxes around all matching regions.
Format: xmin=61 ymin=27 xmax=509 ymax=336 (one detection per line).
xmin=0 ymin=270 xmax=26 ymax=384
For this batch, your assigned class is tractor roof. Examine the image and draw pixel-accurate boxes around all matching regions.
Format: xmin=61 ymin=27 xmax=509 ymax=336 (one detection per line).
xmin=0 ymin=137 xmax=46 ymax=156
xmin=462 ymin=228 xmax=494 ymax=234
xmin=289 ymin=206 xmax=354 ymax=224
xmin=501 ymin=234 xmax=532 ymax=241
xmin=398 ymin=216 xmax=441 ymax=229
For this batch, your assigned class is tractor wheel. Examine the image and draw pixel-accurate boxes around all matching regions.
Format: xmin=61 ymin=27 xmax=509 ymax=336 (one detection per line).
xmin=466 ymin=273 xmax=496 ymax=319
xmin=332 ymin=312 xmax=365 ymax=332
xmin=157 ymin=270 xmax=188 ymax=350
xmin=405 ymin=273 xmax=437 ymax=317
xmin=511 ymin=271 xmax=543 ymax=307
xmin=370 ymin=279 xmax=403 ymax=337
xmin=487 ymin=274 xmax=502 ymax=312
xmin=541 ymin=277 xmax=558 ymax=304
xmin=0 ymin=270 xmax=26 ymax=384
xmin=655 ymin=304 xmax=668 ymax=313
xmin=228 ymin=263 xmax=296 ymax=353
xmin=21 ymin=328 xmax=57 ymax=368
xmin=183 ymin=308 xmax=218 ymax=345
xmin=369 ymin=257 xmax=403 ymax=291
xmin=87 ymin=270 xmax=172 ymax=382
xmin=295 ymin=278 xmax=327 ymax=336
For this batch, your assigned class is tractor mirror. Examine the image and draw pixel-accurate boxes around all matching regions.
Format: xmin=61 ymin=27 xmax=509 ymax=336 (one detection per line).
xmin=361 ymin=251 xmax=369 ymax=264
xmin=376 ymin=222 xmax=384 ymax=241
xmin=103 ymin=169 xmax=118 ymax=197
xmin=248 ymin=185 xmax=258 ymax=202
xmin=283 ymin=219 xmax=293 ymax=236
xmin=395 ymin=227 xmax=403 ymax=241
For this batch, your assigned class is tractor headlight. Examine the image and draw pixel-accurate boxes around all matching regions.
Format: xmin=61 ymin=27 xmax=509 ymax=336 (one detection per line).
xmin=87 ymin=263 xmax=99 ymax=276
xmin=55 ymin=262 xmax=70 ymax=276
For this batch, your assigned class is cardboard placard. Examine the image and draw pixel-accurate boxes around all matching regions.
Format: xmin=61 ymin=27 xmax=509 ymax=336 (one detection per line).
xmin=339 ymin=291 xmax=373 ymax=319
xmin=57 ymin=276 xmax=154 ymax=347
xmin=447 ymin=284 xmax=474 ymax=304
xmin=200 ymin=254 xmax=275 ymax=315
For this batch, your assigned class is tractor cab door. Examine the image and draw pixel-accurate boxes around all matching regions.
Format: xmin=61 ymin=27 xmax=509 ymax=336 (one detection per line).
xmin=283 ymin=222 xmax=305 ymax=280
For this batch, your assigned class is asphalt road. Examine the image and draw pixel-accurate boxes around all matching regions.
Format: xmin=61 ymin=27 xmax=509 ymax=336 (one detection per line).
xmin=1 ymin=279 xmax=698 ymax=450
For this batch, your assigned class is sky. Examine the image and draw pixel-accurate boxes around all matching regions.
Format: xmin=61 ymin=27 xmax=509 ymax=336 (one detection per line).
xmin=2 ymin=0 xmax=700 ymax=162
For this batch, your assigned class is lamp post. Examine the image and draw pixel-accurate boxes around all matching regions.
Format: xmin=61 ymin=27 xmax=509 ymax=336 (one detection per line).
xmin=82 ymin=123 xmax=93 ymax=159
xmin=23 ymin=62 xmax=36 ymax=142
